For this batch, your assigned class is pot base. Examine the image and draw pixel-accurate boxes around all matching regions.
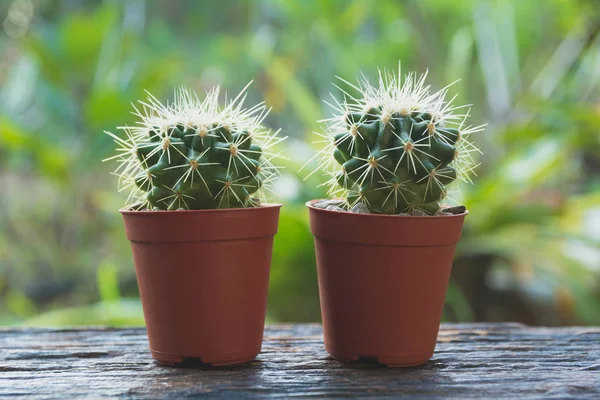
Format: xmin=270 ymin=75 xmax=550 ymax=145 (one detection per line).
xmin=326 ymin=345 xmax=430 ymax=368
xmin=151 ymin=348 xmax=260 ymax=367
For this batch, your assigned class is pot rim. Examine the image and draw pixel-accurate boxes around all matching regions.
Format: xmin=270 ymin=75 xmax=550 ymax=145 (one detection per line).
xmin=306 ymin=199 xmax=468 ymax=219
xmin=120 ymin=203 xmax=283 ymax=215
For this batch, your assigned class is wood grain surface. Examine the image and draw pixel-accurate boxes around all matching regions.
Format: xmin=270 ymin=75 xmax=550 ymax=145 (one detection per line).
xmin=1 ymin=323 xmax=599 ymax=399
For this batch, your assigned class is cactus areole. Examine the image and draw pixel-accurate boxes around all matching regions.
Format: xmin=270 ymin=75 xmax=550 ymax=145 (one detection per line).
xmin=105 ymin=83 xmax=285 ymax=210
xmin=311 ymin=65 xmax=484 ymax=215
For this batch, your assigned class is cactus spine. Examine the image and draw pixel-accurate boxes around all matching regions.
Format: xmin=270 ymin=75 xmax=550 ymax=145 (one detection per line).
xmin=105 ymin=84 xmax=285 ymax=210
xmin=312 ymin=66 xmax=484 ymax=215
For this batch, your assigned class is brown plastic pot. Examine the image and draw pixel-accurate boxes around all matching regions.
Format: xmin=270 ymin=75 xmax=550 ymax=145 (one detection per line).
xmin=307 ymin=200 xmax=467 ymax=368
xmin=120 ymin=204 xmax=281 ymax=366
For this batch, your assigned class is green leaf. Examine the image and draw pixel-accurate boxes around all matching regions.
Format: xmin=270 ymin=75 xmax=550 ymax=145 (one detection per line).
xmin=22 ymin=300 xmax=144 ymax=327
xmin=97 ymin=260 xmax=121 ymax=302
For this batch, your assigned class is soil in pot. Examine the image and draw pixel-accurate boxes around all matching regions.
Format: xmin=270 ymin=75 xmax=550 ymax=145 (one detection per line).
xmin=121 ymin=204 xmax=281 ymax=366
xmin=307 ymin=200 xmax=466 ymax=367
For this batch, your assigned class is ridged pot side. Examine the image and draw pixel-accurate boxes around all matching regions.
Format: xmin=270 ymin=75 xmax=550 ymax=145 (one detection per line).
xmin=307 ymin=200 xmax=466 ymax=367
xmin=121 ymin=204 xmax=281 ymax=366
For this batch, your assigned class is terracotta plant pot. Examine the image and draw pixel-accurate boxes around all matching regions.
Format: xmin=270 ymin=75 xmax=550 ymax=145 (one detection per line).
xmin=120 ymin=204 xmax=281 ymax=366
xmin=307 ymin=200 xmax=467 ymax=367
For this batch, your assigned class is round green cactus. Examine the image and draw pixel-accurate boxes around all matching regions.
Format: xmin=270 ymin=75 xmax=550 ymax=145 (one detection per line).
xmin=311 ymin=66 xmax=484 ymax=215
xmin=105 ymin=84 xmax=285 ymax=210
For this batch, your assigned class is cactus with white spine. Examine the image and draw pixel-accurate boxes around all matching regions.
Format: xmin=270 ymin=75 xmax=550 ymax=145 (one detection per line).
xmin=310 ymin=65 xmax=485 ymax=215
xmin=105 ymin=83 xmax=285 ymax=210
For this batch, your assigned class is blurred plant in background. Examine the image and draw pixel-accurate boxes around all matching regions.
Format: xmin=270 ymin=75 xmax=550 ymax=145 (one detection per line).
xmin=0 ymin=0 xmax=599 ymax=326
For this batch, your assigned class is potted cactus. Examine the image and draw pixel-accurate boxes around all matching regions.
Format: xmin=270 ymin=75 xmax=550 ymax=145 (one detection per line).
xmin=306 ymin=66 xmax=484 ymax=367
xmin=105 ymin=83 xmax=284 ymax=366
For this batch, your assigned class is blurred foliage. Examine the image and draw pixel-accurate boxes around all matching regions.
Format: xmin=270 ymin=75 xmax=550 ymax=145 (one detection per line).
xmin=0 ymin=0 xmax=599 ymax=326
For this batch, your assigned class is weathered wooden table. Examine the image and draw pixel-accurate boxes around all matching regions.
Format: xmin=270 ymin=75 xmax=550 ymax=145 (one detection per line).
xmin=1 ymin=323 xmax=599 ymax=399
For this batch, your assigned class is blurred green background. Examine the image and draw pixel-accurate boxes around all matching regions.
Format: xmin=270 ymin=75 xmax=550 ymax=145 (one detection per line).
xmin=0 ymin=0 xmax=599 ymax=327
